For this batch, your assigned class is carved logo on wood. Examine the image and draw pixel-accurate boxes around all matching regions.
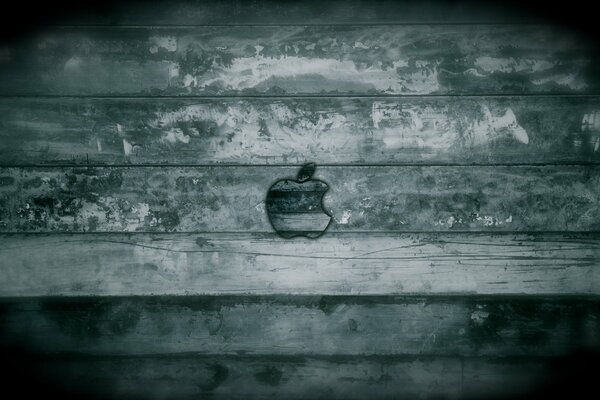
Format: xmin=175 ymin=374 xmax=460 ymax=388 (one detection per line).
xmin=266 ymin=163 xmax=332 ymax=238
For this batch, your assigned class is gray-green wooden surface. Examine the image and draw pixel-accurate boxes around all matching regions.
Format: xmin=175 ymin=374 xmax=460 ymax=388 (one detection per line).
xmin=0 ymin=97 xmax=598 ymax=165
xmin=0 ymin=354 xmax=555 ymax=399
xmin=2 ymin=297 xmax=599 ymax=356
xmin=1 ymin=233 xmax=598 ymax=296
xmin=43 ymin=0 xmax=546 ymax=25
xmin=0 ymin=1 xmax=599 ymax=398
xmin=1 ymin=166 xmax=598 ymax=232
xmin=1 ymin=26 xmax=597 ymax=96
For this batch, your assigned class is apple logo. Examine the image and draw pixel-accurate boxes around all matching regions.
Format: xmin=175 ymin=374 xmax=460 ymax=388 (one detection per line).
xmin=266 ymin=163 xmax=333 ymax=238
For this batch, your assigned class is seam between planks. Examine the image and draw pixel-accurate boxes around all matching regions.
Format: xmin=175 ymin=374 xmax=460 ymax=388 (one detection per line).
xmin=2 ymin=163 xmax=600 ymax=168
xmin=1 ymin=230 xmax=600 ymax=235
xmin=1 ymin=294 xmax=600 ymax=302
xmin=2 ymin=94 xmax=600 ymax=99
xmin=39 ymin=22 xmax=571 ymax=28
xmin=0 ymin=352 xmax=586 ymax=363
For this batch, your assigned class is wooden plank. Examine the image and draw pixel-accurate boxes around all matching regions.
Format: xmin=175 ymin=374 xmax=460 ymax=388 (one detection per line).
xmin=43 ymin=0 xmax=539 ymax=26
xmin=1 ymin=96 xmax=599 ymax=165
xmin=0 ymin=353 xmax=463 ymax=399
xmin=1 ymin=297 xmax=599 ymax=357
xmin=0 ymin=353 xmax=556 ymax=400
xmin=0 ymin=26 xmax=597 ymax=96
xmin=0 ymin=166 xmax=598 ymax=232
xmin=0 ymin=233 xmax=598 ymax=296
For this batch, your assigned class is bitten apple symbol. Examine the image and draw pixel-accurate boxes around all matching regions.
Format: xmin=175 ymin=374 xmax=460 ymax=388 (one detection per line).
xmin=266 ymin=163 xmax=332 ymax=238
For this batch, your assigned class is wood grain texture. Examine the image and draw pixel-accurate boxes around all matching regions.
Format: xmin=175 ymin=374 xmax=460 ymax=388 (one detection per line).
xmin=1 ymin=1 xmax=599 ymax=399
xmin=0 ymin=233 xmax=598 ymax=296
xmin=0 ymin=166 xmax=598 ymax=232
xmin=0 ymin=26 xmax=597 ymax=96
xmin=1 ymin=297 xmax=599 ymax=356
xmin=1 ymin=97 xmax=599 ymax=165
xmin=1 ymin=353 xmax=556 ymax=400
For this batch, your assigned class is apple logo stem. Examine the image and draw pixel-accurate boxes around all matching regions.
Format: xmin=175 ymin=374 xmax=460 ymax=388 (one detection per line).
xmin=266 ymin=163 xmax=333 ymax=239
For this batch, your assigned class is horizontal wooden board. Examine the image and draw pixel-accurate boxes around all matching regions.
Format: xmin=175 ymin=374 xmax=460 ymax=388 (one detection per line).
xmin=1 ymin=97 xmax=599 ymax=165
xmin=0 ymin=166 xmax=598 ymax=232
xmin=0 ymin=26 xmax=597 ymax=96
xmin=43 ymin=0 xmax=540 ymax=26
xmin=0 ymin=233 xmax=598 ymax=296
xmin=0 ymin=353 xmax=559 ymax=400
xmin=1 ymin=297 xmax=599 ymax=357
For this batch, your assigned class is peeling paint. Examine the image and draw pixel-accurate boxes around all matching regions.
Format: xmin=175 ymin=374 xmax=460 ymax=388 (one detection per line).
xmin=255 ymin=202 xmax=266 ymax=214
xmin=183 ymin=74 xmax=197 ymax=88
xmin=371 ymin=103 xmax=454 ymax=150
xmin=151 ymin=102 xmax=349 ymax=160
xmin=149 ymin=36 xmax=177 ymax=53
xmin=200 ymin=55 xmax=440 ymax=94
xmin=532 ymin=73 xmax=588 ymax=91
xmin=169 ymin=64 xmax=180 ymax=79
xmin=436 ymin=214 xmax=513 ymax=228
xmin=582 ymin=110 xmax=600 ymax=132
xmin=123 ymin=139 xmax=133 ymax=156
xmin=164 ymin=128 xmax=191 ymax=144
xmin=470 ymin=309 xmax=489 ymax=326
xmin=353 ymin=41 xmax=370 ymax=49
xmin=473 ymin=106 xmax=529 ymax=145
xmin=371 ymin=103 xmax=529 ymax=152
xmin=581 ymin=111 xmax=600 ymax=152
xmin=336 ymin=210 xmax=352 ymax=225
xmin=474 ymin=56 xmax=555 ymax=74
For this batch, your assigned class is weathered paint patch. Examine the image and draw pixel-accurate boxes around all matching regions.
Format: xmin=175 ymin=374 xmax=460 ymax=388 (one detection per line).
xmin=123 ymin=139 xmax=133 ymax=156
xmin=470 ymin=308 xmax=490 ymax=326
xmin=149 ymin=36 xmax=177 ymax=53
xmin=164 ymin=128 xmax=191 ymax=144
xmin=582 ymin=110 xmax=600 ymax=131
xmin=254 ymin=45 xmax=264 ymax=56
xmin=472 ymin=106 xmax=529 ymax=145
xmin=532 ymin=73 xmax=588 ymax=91
xmin=200 ymin=55 xmax=440 ymax=94
xmin=371 ymin=102 xmax=529 ymax=151
xmin=353 ymin=41 xmax=370 ymax=49
xmin=335 ymin=210 xmax=352 ymax=225
xmin=578 ymin=110 xmax=600 ymax=152
xmin=474 ymin=57 xmax=555 ymax=74
xmin=435 ymin=214 xmax=514 ymax=228
xmin=150 ymin=102 xmax=349 ymax=161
